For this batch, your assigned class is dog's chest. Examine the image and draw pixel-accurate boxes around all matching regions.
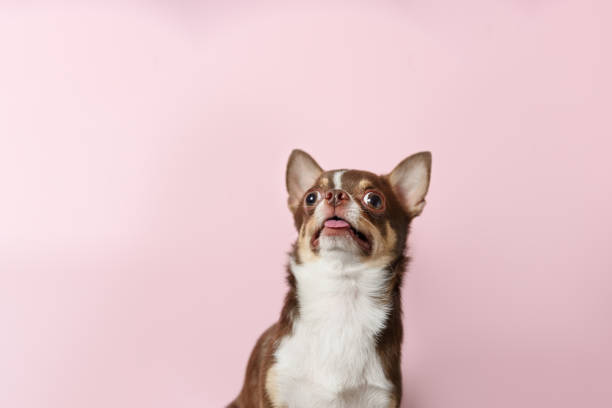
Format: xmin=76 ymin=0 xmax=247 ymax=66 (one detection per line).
xmin=272 ymin=260 xmax=393 ymax=407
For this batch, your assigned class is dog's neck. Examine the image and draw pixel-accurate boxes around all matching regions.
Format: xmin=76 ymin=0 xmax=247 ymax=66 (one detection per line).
xmin=289 ymin=255 xmax=394 ymax=335
xmin=291 ymin=254 xmax=388 ymax=283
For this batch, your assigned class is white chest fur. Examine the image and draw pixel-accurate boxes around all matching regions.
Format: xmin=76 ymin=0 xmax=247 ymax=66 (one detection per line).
xmin=272 ymin=257 xmax=394 ymax=408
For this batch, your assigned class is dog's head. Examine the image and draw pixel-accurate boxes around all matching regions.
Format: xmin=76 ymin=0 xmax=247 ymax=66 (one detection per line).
xmin=286 ymin=149 xmax=432 ymax=266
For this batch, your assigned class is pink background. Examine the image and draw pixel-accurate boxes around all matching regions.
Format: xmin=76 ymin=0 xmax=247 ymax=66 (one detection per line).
xmin=1 ymin=1 xmax=611 ymax=407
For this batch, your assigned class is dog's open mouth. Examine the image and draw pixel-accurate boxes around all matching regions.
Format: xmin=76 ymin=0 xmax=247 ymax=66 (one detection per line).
xmin=311 ymin=216 xmax=371 ymax=252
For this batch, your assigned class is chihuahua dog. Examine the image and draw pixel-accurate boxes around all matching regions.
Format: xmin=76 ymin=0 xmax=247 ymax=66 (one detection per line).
xmin=228 ymin=149 xmax=432 ymax=408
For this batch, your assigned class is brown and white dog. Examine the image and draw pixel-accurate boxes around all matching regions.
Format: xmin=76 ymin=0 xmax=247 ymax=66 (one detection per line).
xmin=228 ymin=149 xmax=432 ymax=408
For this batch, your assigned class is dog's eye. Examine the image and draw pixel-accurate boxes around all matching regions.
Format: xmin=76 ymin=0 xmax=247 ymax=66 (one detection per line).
xmin=305 ymin=191 xmax=321 ymax=206
xmin=363 ymin=191 xmax=384 ymax=210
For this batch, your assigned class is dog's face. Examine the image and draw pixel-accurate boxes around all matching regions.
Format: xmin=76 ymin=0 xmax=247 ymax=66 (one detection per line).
xmin=286 ymin=150 xmax=432 ymax=266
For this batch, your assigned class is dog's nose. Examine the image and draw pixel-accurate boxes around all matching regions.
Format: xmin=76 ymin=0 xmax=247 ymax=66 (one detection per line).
xmin=325 ymin=189 xmax=349 ymax=207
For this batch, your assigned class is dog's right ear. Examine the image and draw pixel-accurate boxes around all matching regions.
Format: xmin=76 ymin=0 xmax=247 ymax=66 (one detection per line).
xmin=286 ymin=149 xmax=323 ymax=213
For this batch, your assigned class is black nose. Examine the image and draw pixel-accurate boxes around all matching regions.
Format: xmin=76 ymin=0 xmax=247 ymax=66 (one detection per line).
xmin=325 ymin=189 xmax=349 ymax=207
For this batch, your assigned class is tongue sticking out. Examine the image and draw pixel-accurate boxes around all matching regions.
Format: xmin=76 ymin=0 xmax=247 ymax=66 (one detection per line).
xmin=324 ymin=219 xmax=350 ymax=229
xmin=317 ymin=218 xmax=371 ymax=251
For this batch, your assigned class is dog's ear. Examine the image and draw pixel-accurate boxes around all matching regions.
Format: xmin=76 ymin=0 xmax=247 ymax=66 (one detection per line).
xmin=387 ymin=151 xmax=432 ymax=217
xmin=286 ymin=149 xmax=323 ymax=213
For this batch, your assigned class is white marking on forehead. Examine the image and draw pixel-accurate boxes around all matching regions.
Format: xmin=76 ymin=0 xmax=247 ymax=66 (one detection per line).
xmin=333 ymin=170 xmax=346 ymax=189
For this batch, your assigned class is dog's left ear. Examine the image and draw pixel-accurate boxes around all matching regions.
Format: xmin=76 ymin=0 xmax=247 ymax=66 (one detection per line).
xmin=286 ymin=149 xmax=323 ymax=213
xmin=387 ymin=151 xmax=432 ymax=217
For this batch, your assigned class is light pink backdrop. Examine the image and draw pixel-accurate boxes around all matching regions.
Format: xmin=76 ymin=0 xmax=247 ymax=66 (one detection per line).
xmin=1 ymin=1 xmax=611 ymax=407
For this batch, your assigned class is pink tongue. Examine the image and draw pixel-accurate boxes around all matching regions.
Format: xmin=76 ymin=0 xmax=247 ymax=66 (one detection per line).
xmin=324 ymin=219 xmax=350 ymax=228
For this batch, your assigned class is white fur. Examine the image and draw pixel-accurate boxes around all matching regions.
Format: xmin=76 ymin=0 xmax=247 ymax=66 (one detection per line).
xmin=273 ymin=255 xmax=394 ymax=408
xmin=333 ymin=170 xmax=346 ymax=189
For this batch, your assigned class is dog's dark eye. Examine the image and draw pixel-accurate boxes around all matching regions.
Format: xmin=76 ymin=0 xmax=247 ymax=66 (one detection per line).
xmin=363 ymin=191 xmax=384 ymax=210
xmin=305 ymin=191 xmax=321 ymax=206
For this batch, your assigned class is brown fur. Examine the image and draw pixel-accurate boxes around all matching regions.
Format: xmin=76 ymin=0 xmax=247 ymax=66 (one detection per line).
xmin=229 ymin=264 xmax=299 ymax=408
